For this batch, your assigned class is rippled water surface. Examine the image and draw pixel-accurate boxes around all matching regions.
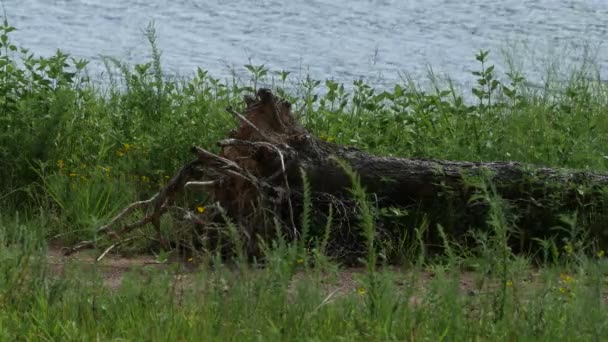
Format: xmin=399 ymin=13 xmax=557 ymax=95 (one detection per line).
xmin=4 ymin=0 xmax=608 ymax=87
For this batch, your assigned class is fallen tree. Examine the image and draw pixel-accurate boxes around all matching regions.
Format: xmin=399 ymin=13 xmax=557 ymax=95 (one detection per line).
xmin=66 ymin=89 xmax=608 ymax=262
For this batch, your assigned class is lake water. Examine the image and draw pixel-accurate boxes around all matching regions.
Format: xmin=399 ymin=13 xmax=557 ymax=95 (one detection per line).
xmin=3 ymin=0 xmax=608 ymax=89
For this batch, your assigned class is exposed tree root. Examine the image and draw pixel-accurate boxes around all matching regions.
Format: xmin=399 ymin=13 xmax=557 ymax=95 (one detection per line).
xmin=66 ymin=89 xmax=608 ymax=262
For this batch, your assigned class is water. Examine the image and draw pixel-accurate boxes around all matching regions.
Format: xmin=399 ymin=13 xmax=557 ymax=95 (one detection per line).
xmin=3 ymin=0 xmax=607 ymax=89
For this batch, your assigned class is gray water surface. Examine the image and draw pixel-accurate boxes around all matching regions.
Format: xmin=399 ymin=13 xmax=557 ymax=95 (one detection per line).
xmin=3 ymin=0 xmax=608 ymax=88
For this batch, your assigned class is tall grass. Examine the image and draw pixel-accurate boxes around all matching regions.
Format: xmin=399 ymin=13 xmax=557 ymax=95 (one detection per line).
xmin=1 ymin=21 xmax=608 ymax=340
xmin=1 ymin=199 xmax=607 ymax=340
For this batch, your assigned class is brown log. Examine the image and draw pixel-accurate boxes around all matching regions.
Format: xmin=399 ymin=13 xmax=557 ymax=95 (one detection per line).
xmin=68 ymin=88 xmax=608 ymax=261
xmin=214 ymin=89 xmax=608 ymax=257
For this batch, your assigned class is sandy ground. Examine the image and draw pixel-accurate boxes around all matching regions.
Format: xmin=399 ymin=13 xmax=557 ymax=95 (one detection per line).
xmin=46 ymin=247 xmax=172 ymax=289
xmin=45 ymin=246 xmax=608 ymax=307
xmin=45 ymin=246 xmax=489 ymax=299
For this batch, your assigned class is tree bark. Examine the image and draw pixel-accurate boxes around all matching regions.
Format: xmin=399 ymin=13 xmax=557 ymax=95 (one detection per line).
xmin=211 ymin=89 xmax=608 ymax=257
xmin=70 ymin=89 xmax=608 ymax=260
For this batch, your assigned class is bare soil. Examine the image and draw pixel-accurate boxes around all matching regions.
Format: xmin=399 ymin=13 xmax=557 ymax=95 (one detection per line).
xmin=46 ymin=247 xmax=493 ymax=297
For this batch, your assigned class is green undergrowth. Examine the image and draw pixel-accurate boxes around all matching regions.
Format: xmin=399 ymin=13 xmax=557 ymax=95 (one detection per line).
xmin=1 ymin=19 xmax=608 ymax=339
xmin=1 ymin=174 xmax=607 ymax=340
xmin=1 ymin=21 xmax=607 ymax=245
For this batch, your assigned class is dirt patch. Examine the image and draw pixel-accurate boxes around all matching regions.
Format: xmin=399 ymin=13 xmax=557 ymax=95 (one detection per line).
xmin=46 ymin=247 xmax=483 ymax=298
xmin=47 ymin=247 xmax=608 ymax=308
xmin=46 ymin=247 xmax=175 ymax=289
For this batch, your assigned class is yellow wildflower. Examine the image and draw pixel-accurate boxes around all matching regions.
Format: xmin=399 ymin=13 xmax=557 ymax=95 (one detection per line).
xmin=564 ymin=244 xmax=573 ymax=255
xmin=357 ymin=287 xmax=366 ymax=296
xmin=187 ymin=257 xmax=194 ymax=262
xmin=506 ymin=280 xmax=513 ymax=287
xmin=123 ymin=143 xmax=131 ymax=151
xmin=320 ymin=134 xmax=335 ymax=142
xmin=597 ymin=250 xmax=605 ymax=258
xmin=196 ymin=206 xmax=205 ymax=214
xmin=116 ymin=151 xmax=124 ymax=157
xmin=559 ymin=273 xmax=574 ymax=284
xmin=57 ymin=160 xmax=64 ymax=169
xmin=140 ymin=175 xmax=150 ymax=183
xmin=69 ymin=173 xmax=77 ymax=177
xmin=296 ymin=258 xmax=304 ymax=264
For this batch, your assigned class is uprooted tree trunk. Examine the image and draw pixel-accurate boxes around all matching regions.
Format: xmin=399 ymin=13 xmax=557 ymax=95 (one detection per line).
xmin=66 ymin=89 xmax=608 ymax=262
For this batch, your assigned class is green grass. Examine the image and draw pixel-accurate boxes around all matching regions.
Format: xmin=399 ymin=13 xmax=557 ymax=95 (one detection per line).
xmin=1 ymin=21 xmax=608 ymax=340
xmin=1 ymin=214 xmax=607 ymax=340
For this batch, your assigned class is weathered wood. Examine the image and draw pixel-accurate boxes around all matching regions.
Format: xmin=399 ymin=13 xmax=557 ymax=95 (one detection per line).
xmin=215 ymin=89 xmax=608 ymax=256
xmin=68 ymin=88 xmax=608 ymax=261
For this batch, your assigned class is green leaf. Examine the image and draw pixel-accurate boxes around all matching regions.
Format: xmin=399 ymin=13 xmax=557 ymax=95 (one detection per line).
xmin=472 ymin=88 xmax=484 ymax=99
xmin=475 ymin=50 xmax=489 ymax=62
